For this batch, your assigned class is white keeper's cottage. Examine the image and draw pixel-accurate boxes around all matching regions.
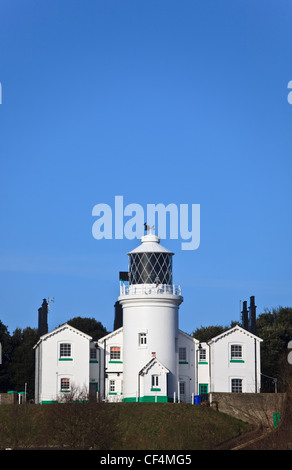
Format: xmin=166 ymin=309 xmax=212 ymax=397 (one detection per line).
xmin=34 ymin=234 xmax=262 ymax=404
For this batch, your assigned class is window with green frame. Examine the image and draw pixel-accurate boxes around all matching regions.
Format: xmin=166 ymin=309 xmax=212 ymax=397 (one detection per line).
xmin=59 ymin=343 xmax=72 ymax=361
xmin=230 ymin=344 xmax=244 ymax=362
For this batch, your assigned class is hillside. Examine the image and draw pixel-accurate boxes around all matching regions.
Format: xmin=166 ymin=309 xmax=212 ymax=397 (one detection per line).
xmin=240 ymin=392 xmax=292 ymax=450
xmin=0 ymin=402 xmax=252 ymax=450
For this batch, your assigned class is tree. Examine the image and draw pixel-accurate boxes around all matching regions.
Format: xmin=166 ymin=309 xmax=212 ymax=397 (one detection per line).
xmin=67 ymin=317 xmax=108 ymax=341
xmin=192 ymin=308 xmax=292 ymax=393
xmin=8 ymin=327 xmax=38 ymax=399
xmin=192 ymin=323 xmax=239 ymax=343
xmin=256 ymin=307 xmax=292 ymax=392
xmin=0 ymin=320 xmax=12 ymax=392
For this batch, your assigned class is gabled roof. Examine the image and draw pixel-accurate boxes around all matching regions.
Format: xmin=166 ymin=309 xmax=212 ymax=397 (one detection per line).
xmin=97 ymin=326 xmax=123 ymax=344
xmin=33 ymin=323 xmax=92 ymax=349
xmin=139 ymin=356 xmax=169 ymax=376
xmin=178 ymin=329 xmax=197 ymax=343
xmin=208 ymin=324 xmax=263 ymax=344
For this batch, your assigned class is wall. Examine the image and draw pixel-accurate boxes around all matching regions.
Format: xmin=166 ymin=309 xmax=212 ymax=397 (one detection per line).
xmin=210 ymin=392 xmax=286 ymax=428
xmin=120 ymin=294 xmax=180 ymax=401
xmin=36 ymin=325 xmax=91 ymax=403
xmin=0 ymin=392 xmax=18 ymax=404
xmin=210 ymin=328 xmax=261 ymax=393
xmin=177 ymin=330 xmax=196 ymax=401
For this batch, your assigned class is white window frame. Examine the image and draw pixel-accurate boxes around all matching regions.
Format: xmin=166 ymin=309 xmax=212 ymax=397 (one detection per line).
xmin=151 ymin=375 xmax=159 ymax=388
xmin=110 ymin=346 xmax=121 ymax=360
xmin=60 ymin=377 xmax=70 ymax=392
xmin=199 ymin=348 xmax=206 ymax=361
xmin=179 ymin=347 xmax=187 ymax=362
xmin=231 ymin=378 xmax=243 ymax=393
xmin=230 ymin=344 xmax=243 ymax=361
xmin=179 ymin=381 xmax=185 ymax=396
xmin=139 ymin=333 xmax=147 ymax=346
xmin=109 ymin=380 xmax=116 ymax=393
xmin=90 ymin=348 xmax=97 ymax=361
xmin=59 ymin=343 xmax=72 ymax=359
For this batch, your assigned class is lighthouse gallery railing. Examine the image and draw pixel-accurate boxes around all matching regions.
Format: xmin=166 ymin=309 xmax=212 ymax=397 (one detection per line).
xmin=120 ymin=284 xmax=181 ymax=296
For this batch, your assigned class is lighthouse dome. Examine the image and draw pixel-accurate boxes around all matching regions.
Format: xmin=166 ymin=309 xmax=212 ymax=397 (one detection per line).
xmin=127 ymin=234 xmax=173 ymax=285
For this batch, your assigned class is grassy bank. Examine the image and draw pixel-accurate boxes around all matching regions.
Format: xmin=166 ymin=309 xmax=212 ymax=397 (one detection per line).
xmin=0 ymin=402 xmax=252 ymax=450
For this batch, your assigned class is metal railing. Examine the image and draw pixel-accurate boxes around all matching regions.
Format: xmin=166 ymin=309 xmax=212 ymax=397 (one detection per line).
xmin=120 ymin=283 xmax=182 ymax=296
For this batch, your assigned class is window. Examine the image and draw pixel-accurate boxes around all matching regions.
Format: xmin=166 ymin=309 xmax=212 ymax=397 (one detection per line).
xmin=139 ymin=333 xmax=147 ymax=346
xmin=231 ymin=379 xmax=243 ymax=393
xmin=179 ymin=347 xmax=187 ymax=362
xmin=179 ymin=382 xmax=185 ymax=396
xmin=129 ymin=252 xmax=173 ymax=285
xmin=109 ymin=380 xmax=115 ymax=393
xmin=60 ymin=343 xmax=72 ymax=359
xmin=90 ymin=348 xmax=97 ymax=361
xmin=110 ymin=346 xmax=121 ymax=360
xmin=60 ymin=378 xmax=70 ymax=391
xmin=151 ymin=375 xmax=159 ymax=388
xmin=231 ymin=344 xmax=243 ymax=361
xmin=199 ymin=349 xmax=206 ymax=361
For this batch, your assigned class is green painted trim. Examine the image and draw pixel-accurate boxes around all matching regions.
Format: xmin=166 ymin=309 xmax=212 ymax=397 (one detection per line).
xmin=151 ymin=388 xmax=161 ymax=391
xmin=59 ymin=358 xmax=73 ymax=361
xmin=109 ymin=392 xmax=117 ymax=395
xmin=199 ymin=383 xmax=209 ymax=394
xmin=7 ymin=391 xmax=17 ymax=394
xmin=230 ymin=359 xmax=245 ymax=363
xmin=198 ymin=361 xmax=208 ymax=364
xmin=109 ymin=360 xmax=123 ymax=363
xmin=90 ymin=360 xmax=99 ymax=363
xmin=123 ymin=395 xmax=168 ymax=403
xmin=60 ymin=390 xmax=70 ymax=392
xmin=140 ymin=395 xmax=168 ymax=403
xmin=41 ymin=400 xmax=58 ymax=404
xmin=179 ymin=361 xmax=189 ymax=364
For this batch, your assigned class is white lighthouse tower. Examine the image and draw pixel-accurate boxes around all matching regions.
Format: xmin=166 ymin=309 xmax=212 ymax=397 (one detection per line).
xmin=118 ymin=232 xmax=183 ymax=402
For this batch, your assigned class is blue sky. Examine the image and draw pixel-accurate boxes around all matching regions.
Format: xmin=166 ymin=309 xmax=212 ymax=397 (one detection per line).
xmin=0 ymin=0 xmax=292 ymax=335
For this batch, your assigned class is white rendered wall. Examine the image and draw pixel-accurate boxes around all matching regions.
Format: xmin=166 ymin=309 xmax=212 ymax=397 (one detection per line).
xmin=177 ymin=331 xmax=196 ymax=402
xmin=196 ymin=341 xmax=210 ymax=394
xmin=119 ymin=292 xmax=182 ymax=401
xmin=140 ymin=360 xmax=168 ymax=401
xmin=210 ymin=329 xmax=261 ymax=393
xmin=35 ymin=325 xmax=91 ymax=403
xmin=98 ymin=328 xmax=124 ymax=401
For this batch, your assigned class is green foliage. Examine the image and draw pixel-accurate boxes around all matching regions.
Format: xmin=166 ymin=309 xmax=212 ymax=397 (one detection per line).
xmin=0 ymin=305 xmax=291 ymax=400
xmin=8 ymin=327 xmax=39 ymax=398
xmin=192 ymin=321 xmax=240 ymax=343
xmin=0 ymin=320 xmax=11 ymax=392
xmin=0 ymin=323 xmax=38 ymax=397
xmin=192 ymin=306 xmax=292 ymax=392
xmin=0 ymin=317 xmax=107 ymax=399
xmin=67 ymin=316 xmax=108 ymax=341
xmin=256 ymin=306 xmax=292 ymax=392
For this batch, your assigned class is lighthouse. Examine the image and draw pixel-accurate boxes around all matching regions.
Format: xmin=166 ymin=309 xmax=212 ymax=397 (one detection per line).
xmin=118 ymin=232 xmax=183 ymax=402
xmin=34 ymin=231 xmax=263 ymax=404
